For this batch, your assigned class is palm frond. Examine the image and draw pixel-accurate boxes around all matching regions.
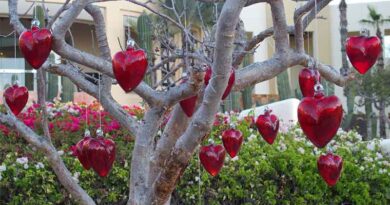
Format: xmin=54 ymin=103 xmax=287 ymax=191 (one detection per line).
xmin=360 ymin=19 xmax=375 ymax=25
xmin=367 ymin=5 xmax=382 ymax=21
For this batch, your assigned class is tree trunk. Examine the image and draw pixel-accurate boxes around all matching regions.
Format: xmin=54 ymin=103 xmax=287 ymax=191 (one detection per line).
xmin=339 ymin=0 xmax=355 ymax=130
xmin=365 ymin=100 xmax=373 ymax=140
xmin=376 ymin=27 xmax=387 ymax=137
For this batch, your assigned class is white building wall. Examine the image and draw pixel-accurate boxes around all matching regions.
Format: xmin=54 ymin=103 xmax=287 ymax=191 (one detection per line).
xmin=240 ymin=3 xmax=270 ymax=95
xmin=329 ymin=0 xmax=390 ymax=136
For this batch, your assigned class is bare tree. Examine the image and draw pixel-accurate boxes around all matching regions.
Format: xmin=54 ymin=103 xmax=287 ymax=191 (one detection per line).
xmin=1 ymin=0 xmax=353 ymax=204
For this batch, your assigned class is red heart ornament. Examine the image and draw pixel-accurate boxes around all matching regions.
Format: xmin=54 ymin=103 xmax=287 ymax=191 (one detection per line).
xmin=222 ymin=129 xmax=243 ymax=158
xmin=204 ymin=66 xmax=235 ymax=100
xmin=112 ymin=46 xmax=148 ymax=93
xmin=87 ymin=137 xmax=116 ymax=177
xmin=299 ymin=68 xmax=321 ymax=97
xmin=317 ymin=153 xmax=343 ymax=186
xmin=256 ymin=109 xmax=279 ymax=145
xmin=346 ymin=36 xmax=381 ymax=74
xmin=298 ymin=92 xmax=343 ymax=148
xmin=179 ymin=79 xmax=198 ymax=117
xmin=19 ymin=26 xmax=52 ymax=69
xmin=179 ymin=95 xmax=198 ymax=117
xmin=199 ymin=144 xmax=226 ymax=176
xmin=3 ymin=85 xmax=29 ymax=116
xmin=75 ymin=136 xmax=92 ymax=170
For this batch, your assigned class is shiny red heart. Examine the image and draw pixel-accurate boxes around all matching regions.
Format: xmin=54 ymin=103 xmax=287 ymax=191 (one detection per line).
xmin=179 ymin=95 xmax=198 ymax=117
xmin=179 ymin=79 xmax=198 ymax=117
xmin=204 ymin=66 xmax=235 ymax=100
xmin=222 ymin=129 xmax=243 ymax=158
xmin=298 ymin=92 xmax=343 ymax=148
xmin=299 ymin=68 xmax=321 ymax=97
xmin=86 ymin=137 xmax=116 ymax=177
xmin=75 ymin=136 xmax=92 ymax=170
xmin=19 ymin=26 xmax=52 ymax=69
xmin=112 ymin=46 xmax=148 ymax=93
xmin=317 ymin=153 xmax=343 ymax=186
xmin=256 ymin=109 xmax=279 ymax=145
xmin=346 ymin=36 xmax=381 ymax=74
xmin=3 ymin=85 xmax=29 ymax=116
xmin=199 ymin=144 xmax=226 ymax=176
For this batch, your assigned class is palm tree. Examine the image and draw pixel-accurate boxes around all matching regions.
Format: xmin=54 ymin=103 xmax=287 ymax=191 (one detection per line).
xmin=360 ymin=6 xmax=390 ymax=138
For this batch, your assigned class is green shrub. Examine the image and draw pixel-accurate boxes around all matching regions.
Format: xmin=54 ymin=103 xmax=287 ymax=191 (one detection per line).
xmin=0 ymin=109 xmax=389 ymax=204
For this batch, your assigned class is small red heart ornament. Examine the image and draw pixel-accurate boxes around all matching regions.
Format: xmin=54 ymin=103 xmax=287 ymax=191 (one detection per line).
xmin=75 ymin=136 xmax=92 ymax=170
xmin=19 ymin=26 xmax=52 ymax=69
xmin=299 ymin=68 xmax=321 ymax=97
xmin=3 ymin=85 xmax=29 ymax=116
xmin=298 ymin=91 xmax=343 ymax=148
xmin=256 ymin=109 xmax=279 ymax=145
xmin=86 ymin=137 xmax=116 ymax=177
xmin=199 ymin=144 xmax=226 ymax=176
xmin=179 ymin=79 xmax=198 ymax=117
xmin=346 ymin=36 xmax=381 ymax=74
xmin=317 ymin=153 xmax=343 ymax=186
xmin=204 ymin=66 xmax=235 ymax=100
xmin=179 ymin=95 xmax=198 ymax=117
xmin=222 ymin=129 xmax=243 ymax=158
xmin=112 ymin=45 xmax=148 ymax=93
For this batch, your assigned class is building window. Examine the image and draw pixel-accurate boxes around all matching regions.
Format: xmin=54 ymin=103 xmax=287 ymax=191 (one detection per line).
xmin=124 ymin=15 xmax=138 ymax=45
xmin=0 ymin=33 xmax=35 ymax=91
xmin=384 ymin=29 xmax=390 ymax=59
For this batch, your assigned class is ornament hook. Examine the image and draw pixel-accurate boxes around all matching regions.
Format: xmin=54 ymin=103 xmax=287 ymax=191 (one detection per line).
xmin=13 ymin=80 xmax=19 ymax=86
xmin=360 ymin=28 xmax=370 ymax=37
xmin=264 ymin=106 xmax=272 ymax=114
xmin=314 ymin=82 xmax=324 ymax=93
xmin=96 ymin=127 xmax=104 ymax=137
xmin=84 ymin=129 xmax=91 ymax=137
xmin=326 ymin=145 xmax=334 ymax=154
xmin=31 ymin=18 xmax=40 ymax=29
xmin=126 ymin=38 xmax=135 ymax=48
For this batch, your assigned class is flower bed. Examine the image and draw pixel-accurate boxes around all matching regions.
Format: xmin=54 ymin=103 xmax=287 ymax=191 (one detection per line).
xmin=0 ymin=103 xmax=389 ymax=204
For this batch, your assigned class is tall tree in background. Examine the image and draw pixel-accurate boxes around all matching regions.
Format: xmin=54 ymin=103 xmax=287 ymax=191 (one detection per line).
xmin=360 ymin=6 xmax=390 ymax=138
xmin=339 ymin=0 xmax=360 ymax=136
xmin=1 ymin=0 xmax=353 ymax=204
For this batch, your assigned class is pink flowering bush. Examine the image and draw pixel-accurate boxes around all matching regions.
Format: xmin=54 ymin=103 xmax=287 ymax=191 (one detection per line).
xmin=0 ymin=101 xmax=144 ymax=160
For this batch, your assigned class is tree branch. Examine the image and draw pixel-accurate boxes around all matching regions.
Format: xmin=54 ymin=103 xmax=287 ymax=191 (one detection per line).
xmin=8 ymin=0 xmax=26 ymax=34
xmin=148 ymin=1 xmax=246 ymax=204
xmin=37 ymin=69 xmax=52 ymax=142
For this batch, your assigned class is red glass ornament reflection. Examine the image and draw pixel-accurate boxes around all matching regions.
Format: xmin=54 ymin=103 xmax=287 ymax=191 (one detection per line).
xmin=179 ymin=79 xmax=198 ymax=117
xmin=75 ymin=136 xmax=92 ymax=170
xmin=298 ymin=86 xmax=343 ymax=148
xmin=346 ymin=36 xmax=381 ymax=74
xmin=317 ymin=152 xmax=343 ymax=186
xmin=87 ymin=137 xmax=116 ymax=177
xmin=222 ymin=128 xmax=243 ymax=158
xmin=299 ymin=68 xmax=321 ymax=97
xmin=3 ymin=84 xmax=29 ymax=116
xmin=19 ymin=24 xmax=52 ymax=69
xmin=256 ymin=108 xmax=279 ymax=145
xmin=199 ymin=144 xmax=225 ymax=176
xmin=112 ymin=42 xmax=148 ymax=93
xmin=204 ymin=66 xmax=235 ymax=100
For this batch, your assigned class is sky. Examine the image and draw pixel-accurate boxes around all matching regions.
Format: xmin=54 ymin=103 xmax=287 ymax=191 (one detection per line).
xmin=329 ymin=0 xmax=390 ymax=5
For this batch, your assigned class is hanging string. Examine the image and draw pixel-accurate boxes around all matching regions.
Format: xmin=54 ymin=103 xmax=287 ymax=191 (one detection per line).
xmin=198 ymin=146 xmax=201 ymax=205
xmin=314 ymin=0 xmax=319 ymax=60
xmin=13 ymin=28 xmax=18 ymax=86
xmin=127 ymin=17 xmax=131 ymax=47
xmin=34 ymin=3 xmax=38 ymax=21
xmin=214 ymin=3 xmax=218 ymax=23
xmin=98 ymin=74 xmax=102 ymax=134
